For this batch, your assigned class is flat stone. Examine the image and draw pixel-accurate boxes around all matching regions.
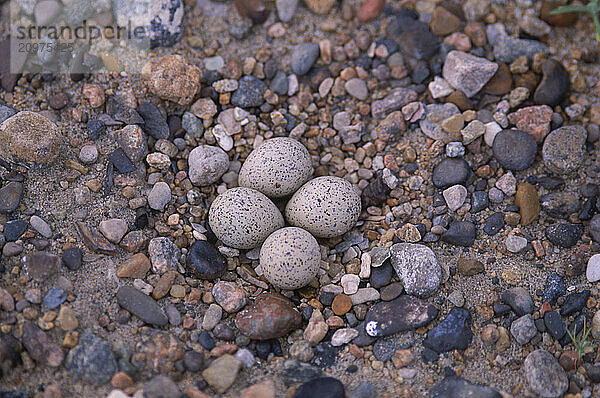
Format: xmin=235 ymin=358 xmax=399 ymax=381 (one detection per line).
xmin=457 ymin=258 xmax=484 ymax=276
xmin=505 ymin=234 xmax=527 ymax=253
xmin=587 ymin=254 xmax=600 ymax=282
xmin=292 ymin=377 xmax=345 ymax=398
xmin=21 ymin=321 xmax=64 ymax=367
xmin=390 ymin=243 xmax=441 ymax=297
xmin=545 ymin=223 xmax=584 ymax=248
xmin=364 ymin=295 xmax=438 ymax=337
xmin=441 ymin=221 xmax=476 ymax=247
xmin=514 ymin=183 xmax=539 ymax=226
xmin=420 ymin=103 xmax=461 ymax=142
xmin=443 ymin=185 xmax=467 ymax=212
xmin=117 ymin=253 xmax=151 ymax=278
xmin=442 ymin=51 xmax=498 ymax=98
xmin=137 ymin=102 xmax=169 ymax=140
xmin=116 ymin=286 xmax=168 ymax=326
xmin=492 ymin=36 xmax=548 ymax=63
xmin=99 ymin=218 xmax=128 ymax=244
xmin=186 ymin=240 xmax=227 ymax=280
xmin=524 ymin=350 xmax=568 ymax=398
xmin=76 ymin=221 xmax=118 ymax=255
xmin=148 ymin=182 xmax=171 ymax=211
xmin=430 ymin=377 xmax=502 ymax=398
xmin=492 ymin=129 xmax=537 ymax=171
xmin=25 ymin=251 xmax=60 ymax=281
xmin=510 ymin=314 xmax=537 ymax=344
xmin=0 ymin=182 xmax=23 ymax=213
xmin=371 ymin=88 xmax=418 ymax=119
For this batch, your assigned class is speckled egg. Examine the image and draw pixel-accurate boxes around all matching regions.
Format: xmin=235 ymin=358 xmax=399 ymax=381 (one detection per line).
xmin=285 ymin=176 xmax=361 ymax=238
xmin=260 ymin=227 xmax=320 ymax=290
xmin=238 ymin=137 xmax=313 ymax=198
xmin=208 ymin=187 xmax=284 ymax=249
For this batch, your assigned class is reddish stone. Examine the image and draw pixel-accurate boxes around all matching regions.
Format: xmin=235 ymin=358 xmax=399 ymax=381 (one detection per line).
xmin=331 ymin=294 xmax=352 ymax=316
xmin=234 ymin=0 xmax=271 ymax=24
xmin=357 ymin=0 xmax=385 ymax=22
xmin=482 ymin=62 xmax=512 ymax=95
xmin=21 ymin=321 xmax=64 ymax=367
xmin=507 ymin=105 xmax=552 ymax=142
xmin=235 ymin=292 xmax=301 ymax=340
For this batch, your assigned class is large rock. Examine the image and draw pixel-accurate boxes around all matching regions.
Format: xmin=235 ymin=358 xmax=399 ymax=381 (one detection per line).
xmin=364 ymin=295 xmax=438 ymax=337
xmin=65 ymin=333 xmax=117 ymax=384
xmin=0 ymin=111 xmax=62 ymax=164
xmin=442 ymin=51 xmax=498 ymax=98
xmin=389 ymin=243 xmax=442 ymax=297
xmin=523 ymin=350 xmax=568 ymax=398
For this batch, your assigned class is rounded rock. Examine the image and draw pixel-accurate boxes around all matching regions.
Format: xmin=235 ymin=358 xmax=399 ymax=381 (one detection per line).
xmin=186 ymin=240 xmax=227 ymax=280
xmin=259 ymin=227 xmax=320 ymax=290
xmin=238 ymin=137 xmax=312 ymax=198
xmin=188 ymin=145 xmax=230 ymax=186
xmin=524 ymin=349 xmax=568 ymax=398
xmin=209 ymin=187 xmax=284 ymax=249
xmin=492 ymin=129 xmax=537 ymax=171
xmin=542 ymin=125 xmax=587 ymax=174
xmin=285 ymin=176 xmax=361 ymax=238
xmin=0 ymin=111 xmax=62 ymax=164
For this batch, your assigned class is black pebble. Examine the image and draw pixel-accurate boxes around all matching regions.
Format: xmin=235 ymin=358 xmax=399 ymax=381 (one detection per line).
xmin=197 ymin=331 xmax=215 ymax=351
xmin=483 ymin=212 xmax=504 ymax=236
xmin=87 ymin=119 xmax=106 ymax=140
xmin=109 ymin=148 xmax=136 ymax=174
xmin=4 ymin=219 xmax=28 ymax=242
xmin=255 ymin=341 xmax=271 ymax=359
xmin=62 ymin=247 xmax=83 ymax=271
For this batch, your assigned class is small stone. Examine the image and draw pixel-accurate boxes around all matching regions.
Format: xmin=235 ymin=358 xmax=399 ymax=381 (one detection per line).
xmin=461 ymin=120 xmax=485 ymax=144
xmin=432 ymin=158 xmax=471 ymax=189
xmin=534 ymin=59 xmax=570 ymax=106
xmin=235 ymin=292 xmax=301 ymax=339
xmin=457 ymin=258 xmax=484 ymax=276
xmin=116 ymin=286 xmax=168 ymax=326
xmin=78 ymin=144 xmax=98 ymax=164
xmin=524 ymin=350 xmax=568 ymax=398
xmin=4 ymin=219 xmax=27 ymax=242
xmin=357 ymin=0 xmax=384 ymax=22
xmin=507 ymin=105 xmax=553 ymax=142
xmin=148 ymin=182 xmax=171 ymax=211
xmin=202 ymin=304 xmax=222 ymax=331
xmin=442 ymin=51 xmax=498 ymax=97
xmin=115 ymin=125 xmax=148 ymax=163
xmin=109 ymin=149 xmax=136 ymax=174
xmin=351 ymin=288 xmax=381 ymax=305
xmin=542 ymin=125 xmax=587 ymax=174
xmin=428 ymin=76 xmax=454 ymax=99
xmin=304 ymin=308 xmax=328 ymax=345
xmin=332 ymin=294 xmax=353 ymax=316
xmin=443 ymin=185 xmax=467 ymax=212
xmin=515 ymin=183 xmax=539 ymax=226
xmin=364 ymin=295 xmax=438 ymax=337
xmin=0 ymin=182 xmax=23 ymax=213
xmin=390 ymin=243 xmax=441 ymax=297
xmin=544 ymin=310 xmax=566 ymax=340
xmin=492 ymin=36 xmax=548 ymax=63
xmin=543 ymin=273 xmax=567 ymax=305
xmin=431 ymin=6 xmax=461 ymax=36
xmin=345 ymin=78 xmax=368 ymax=100
xmin=587 ymin=254 xmax=600 ymax=282
xmin=545 ymin=223 xmax=584 ymax=248
xmin=144 ymin=375 xmax=182 ymax=398
xmin=142 ymin=55 xmax=201 ymax=105
xmin=505 ymin=234 xmax=527 ymax=253
xmin=147 ymin=237 xmax=180 ymax=275
xmin=44 ymin=287 xmax=67 ymax=309
xmin=292 ymin=377 xmax=345 ymax=398
xmin=186 ymin=240 xmax=227 ymax=280
xmin=423 ymin=307 xmax=472 ymax=353
xmin=62 ymin=248 xmax=82 ymax=271
xmin=21 ymin=321 xmax=64 ymax=367
xmin=65 ymin=333 xmax=117 ymax=384
xmin=99 ymin=219 xmax=128 ymax=244
xmin=241 ymin=379 xmax=276 ymax=398
xmin=231 ymin=76 xmax=267 ymax=108
xmin=137 ymin=102 xmax=170 ymax=140
xmin=191 ymin=98 xmax=217 ymax=120
xmin=116 ymin=253 xmax=151 ymax=278
xmin=212 ymin=282 xmax=246 ymax=313
xmin=276 ymin=0 xmax=298 ymax=22
xmin=492 ymin=129 xmax=537 ymax=171
xmin=510 ymin=314 xmax=537 ymax=344
xmin=501 ymin=287 xmax=534 ymax=315
xmin=291 ymin=43 xmax=320 ymax=76
xmin=430 ymin=377 xmax=503 ymax=398
xmin=331 ymin=328 xmax=359 ymax=347
xmin=341 ymin=274 xmax=360 ymax=295
xmin=304 ymin=0 xmax=336 ymax=14
xmin=201 ymin=355 xmax=242 ymax=394
xmin=188 ymin=145 xmax=230 ymax=186
xmin=420 ymin=103 xmax=462 ymax=142
xmin=441 ymin=221 xmax=476 ymax=247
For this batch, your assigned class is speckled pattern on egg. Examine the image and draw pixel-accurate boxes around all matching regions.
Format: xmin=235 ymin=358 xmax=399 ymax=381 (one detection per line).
xmin=208 ymin=187 xmax=284 ymax=249
xmin=285 ymin=176 xmax=361 ymax=238
xmin=238 ymin=137 xmax=313 ymax=198
xmin=259 ymin=227 xmax=320 ymax=290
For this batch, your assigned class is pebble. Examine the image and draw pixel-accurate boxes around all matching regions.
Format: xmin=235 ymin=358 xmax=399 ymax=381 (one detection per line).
xmin=492 ymin=129 xmax=537 ymax=171
xmin=431 ymin=377 xmax=502 ymax=398
xmin=286 ymin=176 xmax=361 ymax=238
xmin=441 ymin=221 xmax=476 ymax=247
xmin=99 ymin=219 xmax=128 ymax=244
xmin=109 ymin=149 xmax=136 ymax=173
xmin=147 ymin=237 xmax=180 ymax=274
xmin=562 ymin=290 xmax=589 ymax=316
xmin=304 ymin=308 xmax=328 ymax=345
xmin=44 ymin=287 xmax=67 ymax=309
xmin=534 ymin=59 xmax=570 ymax=106
xmin=501 ymin=287 xmax=534 ymax=316
xmin=443 ymin=185 xmax=467 ymax=212
xmin=331 ymin=294 xmax=353 ymax=316
xmin=231 ymin=76 xmax=267 ymax=108
xmin=423 ymin=307 xmax=472 ymax=353
xmin=524 ymin=350 xmax=568 ymax=398
xmin=345 ymin=79 xmax=368 ymax=100
xmin=137 ymin=102 xmax=170 ymax=140
xmin=357 ymin=0 xmax=384 ymax=22
xmin=21 ymin=321 xmax=64 ymax=367
xmin=116 ymin=286 xmax=168 ymax=326
xmin=420 ymin=103 xmax=461 ymax=142
xmin=370 ymin=247 xmax=390 ymax=267
xmin=117 ymin=126 xmax=147 ymax=163
xmin=492 ymin=36 xmax=548 ymax=63
xmin=442 ymin=51 xmax=498 ymax=98
xmin=188 ymin=145 xmax=230 ymax=186
xmin=291 ymin=43 xmax=320 ymax=76
xmin=271 ymin=70 xmax=289 ymax=95
xmin=390 ymin=243 xmax=441 ymax=297
xmin=79 ymin=144 xmax=98 ymax=164
xmin=545 ymin=223 xmax=584 ymax=248
xmin=65 ymin=333 xmax=117 ymax=384
xmin=372 ymin=88 xmax=418 ymax=119
xmin=544 ymin=310 xmax=566 ymax=340
xmin=331 ymin=328 xmax=359 ymax=347
xmin=292 ymin=377 xmax=345 ymax=398
xmin=457 ymin=258 xmax=484 ymax=276
xmin=364 ymin=295 xmax=438 ymax=337
xmin=390 ymin=18 xmax=440 ymax=60
xmin=507 ymin=105 xmax=553 ymax=142
xmin=586 ymin=254 xmax=600 ymax=282
xmin=470 ymin=191 xmax=488 ymax=213
xmin=235 ymin=292 xmax=301 ymax=339
xmin=212 ymin=282 xmax=246 ymax=313
xmin=514 ymin=183 xmax=539 ymax=226
xmin=239 ymin=137 xmax=312 ymax=198
xmin=0 ymin=181 xmax=23 ymax=213
xmin=483 ymin=212 xmax=504 ymax=236
xmin=62 ymin=247 xmax=83 ymax=271
xmin=144 ymin=375 xmax=181 ymax=398
xmin=542 ymin=125 xmax=587 ymax=174
xmin=0 ymin=111 xmax=61 ymax=164
xmin=202 ymin=355 xmax=242 ymax=394
xmin=429 ymin=76 xmax=454 ymax=99
xmin=209 ymin=187 xmax=284 ymax=249
xmin=26 ymin=251 xmax=60 ymax=281
xmin=4 ymin=219 xmax=28 ymax=242
xmin=510 ymin=314 xmax=537 ymax=344
xmin=432 ymin=158 xmax=471 ymax=189
xmin=186 ymin=240 xmax=227 ymax=280
xmin=276 ymin=0 xmax=298 ymax=22
xmin=350 ymin=288 xmax=380 ymax=305
xmin=505 ymin=234 xmax=527 ymax=253
xmin=142 ymin=55 xmax=201 ymax=105
xmin=202 ymin=304 xmax=222 ymax=330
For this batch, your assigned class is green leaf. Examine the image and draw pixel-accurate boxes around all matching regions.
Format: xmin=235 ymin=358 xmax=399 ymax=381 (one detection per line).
xmin=550 ymin=4 xmax=591 ymax=14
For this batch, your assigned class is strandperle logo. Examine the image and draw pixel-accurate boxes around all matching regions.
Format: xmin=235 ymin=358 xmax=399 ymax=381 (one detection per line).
xmin=8 ymin=0 xmax=183 ymax=75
